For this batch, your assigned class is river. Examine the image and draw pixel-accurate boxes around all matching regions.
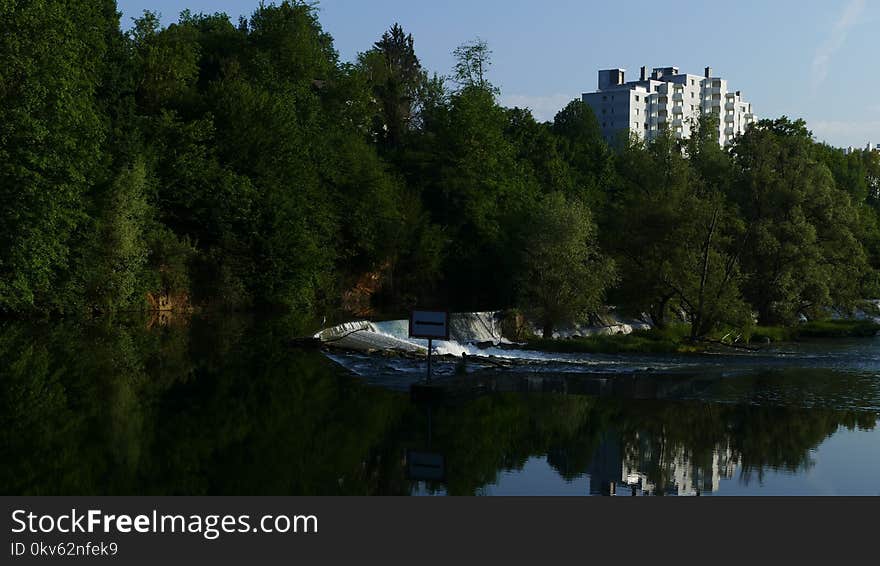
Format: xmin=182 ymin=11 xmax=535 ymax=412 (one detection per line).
xmin=1 ymin=315 xmax=878 ymax=495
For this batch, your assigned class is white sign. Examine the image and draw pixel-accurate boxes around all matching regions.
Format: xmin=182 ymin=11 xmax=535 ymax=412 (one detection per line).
xmin=409 ymin=310 xmax=449 ymax=340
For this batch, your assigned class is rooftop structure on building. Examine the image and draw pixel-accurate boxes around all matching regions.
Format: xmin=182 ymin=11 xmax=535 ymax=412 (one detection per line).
xmin=582 ymin=66 xmax=756 ymax=146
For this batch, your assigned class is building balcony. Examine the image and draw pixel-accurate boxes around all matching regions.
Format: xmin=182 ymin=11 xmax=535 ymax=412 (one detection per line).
xmin=672 ymin=118 xmax=683 ymax=127
xmin=672 ymin=105 xmax=683 ymax=114
xmin=725 ymin=101 xmax=735 ymax=111
xmin=725 ymin=114 xmax=735 ymax=122
xmin=724 ymin=126 xmax=735 ymax=135
xmin=672 ymin=92 xmax=683 ymax=101
xmin=657 ymin=115 xmax=667 ymax=124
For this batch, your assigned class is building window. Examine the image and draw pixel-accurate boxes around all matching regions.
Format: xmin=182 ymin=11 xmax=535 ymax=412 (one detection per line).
xmin=635 ymin=95 xmax=640 ymax=101
xmin=634 ymin=122 xmax=639 ymax=129
xmin=603 ymin=122 xmax=607 ymax=127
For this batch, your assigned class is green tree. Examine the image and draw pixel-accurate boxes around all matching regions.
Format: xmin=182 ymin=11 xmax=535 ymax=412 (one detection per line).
xmin=421 ymin=85 xmax=537 ymax=308
xmin=730 ymin=118 xmax=868 ymax=324
xmin=519 ymin=193 xmax=615 ymax=338
xmin=607 ymin=131 xmax=692 ymax=328
xmin=609 ymin=118 xmax=748 ymax=337
xmin=552 ymin=100 xmax=614 ymax=210
xmin=80 ymin=161 xmax=152 ymax=313
xmin=504 ymin=108 xmax=572 ymax=195
xmin=0 ymin=0 xmax=115 ymax=313
xmin=452 ymin=38 xmax=497 ymax=94
xmin=359 ymin=23 xmax=426 ymax=149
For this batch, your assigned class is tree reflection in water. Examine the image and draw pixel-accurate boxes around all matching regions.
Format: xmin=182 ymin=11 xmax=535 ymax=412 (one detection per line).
xmin=1 ymin=316 xmax=876 ymax=495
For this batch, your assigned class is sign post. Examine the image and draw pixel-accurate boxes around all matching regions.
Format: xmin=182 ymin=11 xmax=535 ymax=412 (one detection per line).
xmin=409 ymin=310 xmax=449 ymax=382
xmin=427 ymin=338 xmax=433 ymax=379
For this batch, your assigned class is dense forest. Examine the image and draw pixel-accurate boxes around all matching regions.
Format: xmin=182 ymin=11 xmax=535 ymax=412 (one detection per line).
xmin=2 ymin=1 xmax=879 ymax=338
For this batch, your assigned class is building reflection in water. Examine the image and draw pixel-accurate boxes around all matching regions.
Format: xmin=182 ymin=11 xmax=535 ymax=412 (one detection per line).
xmin=587 ymin=431 xmax=743 ymax=496
xmin=619 ymin=438 xmax=739 ymax=496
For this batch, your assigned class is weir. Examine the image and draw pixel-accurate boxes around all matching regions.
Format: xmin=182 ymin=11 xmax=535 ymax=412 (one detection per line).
xmin=314 ymin=310 xmax=653 ymax=357
xmin=314 ymin=311 xmax=508 ymax=356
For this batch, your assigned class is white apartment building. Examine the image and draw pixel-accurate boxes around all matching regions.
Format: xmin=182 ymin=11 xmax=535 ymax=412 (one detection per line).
xmin=582 ymin=66 xmax=757 ymax=146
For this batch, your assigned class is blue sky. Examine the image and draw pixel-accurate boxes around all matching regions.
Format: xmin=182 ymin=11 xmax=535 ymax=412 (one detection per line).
xmin=117 ymin=0 xmax=880 ymax=148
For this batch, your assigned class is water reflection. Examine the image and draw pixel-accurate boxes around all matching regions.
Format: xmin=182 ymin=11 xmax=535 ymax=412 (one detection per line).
xmin=411 ymin=396 xmax=877 ymax=496
xmin=0 ymin=316 xmax=877 ymax=495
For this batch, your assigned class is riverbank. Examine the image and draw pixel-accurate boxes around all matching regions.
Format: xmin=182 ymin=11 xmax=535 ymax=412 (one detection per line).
xmin=524 ymin=328 xmax=700 ymax=354
xmin=522 ymin=320 xmax=880 ymax=355
xmin=748 ymin=319 xmax=880 ymax=342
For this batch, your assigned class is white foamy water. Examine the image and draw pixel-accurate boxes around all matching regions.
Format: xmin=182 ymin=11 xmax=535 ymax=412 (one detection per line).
xmin=318 ymin=315 xmax=613 ymax=363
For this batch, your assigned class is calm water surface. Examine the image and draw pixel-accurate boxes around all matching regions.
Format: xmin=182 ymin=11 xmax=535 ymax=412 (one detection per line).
xmin=2 ymin=315 xmax=878 ymax=496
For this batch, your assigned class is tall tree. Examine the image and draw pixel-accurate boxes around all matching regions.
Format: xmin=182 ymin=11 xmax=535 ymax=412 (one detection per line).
xmin=609 ymin=117 xmax=748 ymax=337
xmin=0 ymin=0 xmax=117 ymax=313
xmin=552 ymin=100 xmax=614 ymax=211
xmin=359 ymin=23 xmax=426 ymax=149
xmin=730 ymin=118 xmax=868 ymax=324
xmin=519 ymin=193 xmax=615 ymax=338
xmin=452 ymin=38 xmax=497 ymax=94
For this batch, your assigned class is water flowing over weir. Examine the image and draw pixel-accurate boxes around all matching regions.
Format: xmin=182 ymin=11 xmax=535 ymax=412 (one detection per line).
xmin=314 ymin=311 xmax=667 ymax=387
xmin=314 ymin=310 xmax=652 ymax=357
xmin=314 ymin=312 xmax=509 ymax=356
xmin=313 ymin=311 xmax=880 ymax=396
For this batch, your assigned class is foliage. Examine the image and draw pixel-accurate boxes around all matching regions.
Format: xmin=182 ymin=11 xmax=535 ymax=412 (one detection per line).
xmin=0 ymin=0 xmax=114 ymax=313
xmin=518 ymin=193 xmax=615 ymax=338
xmin=524 ymin=330 xmax=691 ymax=354
xmin=609 ymin=117 xmax=750 ymax=338
xmin=746 ymin=319 xmax=880 ymax=343
xmin=796 ymin=319 xmax=880 ymax=339
xmin=451 ymin=38 xmax=497 ymax=94
xmin=358 ymin=23 xmax=426 ymax=149
xmin=730 ymin=118 xmax=868 ymax=324
xmin=0 ymin=1 xmax=878 ymax=336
